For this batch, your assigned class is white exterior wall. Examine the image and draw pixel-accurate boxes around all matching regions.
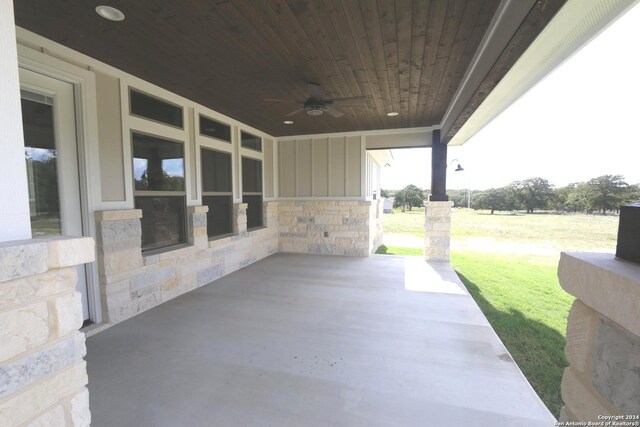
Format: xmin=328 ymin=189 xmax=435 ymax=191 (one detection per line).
xmin=8 ymin=28 xmax=431 ymax=326
xmin=0 ymin=1 xmax=30 ymax=242
xmin=13 ymin=28 xmax=281 ymax=328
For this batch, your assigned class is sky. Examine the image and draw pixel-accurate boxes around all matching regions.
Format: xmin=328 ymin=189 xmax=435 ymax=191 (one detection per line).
xmin=382 ymin=3 xmax=640 ymax=191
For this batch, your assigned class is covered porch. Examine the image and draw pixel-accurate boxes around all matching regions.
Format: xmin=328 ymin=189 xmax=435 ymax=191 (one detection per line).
xmin=2 ymin=0 xmax=640 ymax=425
xmin=87 ymin=253 xmax=553 ymax=426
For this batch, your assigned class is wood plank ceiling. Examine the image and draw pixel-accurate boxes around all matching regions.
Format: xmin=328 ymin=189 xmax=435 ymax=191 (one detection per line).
xmin=16 ymin=0 xmax=505 ymax=137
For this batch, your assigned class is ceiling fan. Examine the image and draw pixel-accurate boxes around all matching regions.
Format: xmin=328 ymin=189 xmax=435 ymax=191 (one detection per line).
xmin=265 ymin=83 xmax=367 ymax=118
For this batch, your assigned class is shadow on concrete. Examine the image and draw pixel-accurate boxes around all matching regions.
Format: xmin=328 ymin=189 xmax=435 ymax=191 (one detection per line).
xmin=455 ymin=271 xmax=568 ymax=418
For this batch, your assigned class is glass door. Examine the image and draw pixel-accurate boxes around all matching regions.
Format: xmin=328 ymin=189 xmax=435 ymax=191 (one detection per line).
xmin=20 ymin=68 xmax=90 ymax=322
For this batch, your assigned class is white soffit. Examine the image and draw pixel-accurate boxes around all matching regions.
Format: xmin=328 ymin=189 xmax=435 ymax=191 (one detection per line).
xmin=368 ymin=149 xmax=393 ymax=165
xmin=365 ymin=130 xmax=433 ymax=149
xmin=449 ymin=0 xmax=639 ymax=146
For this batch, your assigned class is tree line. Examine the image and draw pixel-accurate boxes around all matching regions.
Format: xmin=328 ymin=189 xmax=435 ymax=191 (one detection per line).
xmin=382 ymin=175 xmax=639 ymax=215
xmin=462 ymin=175 xmax=639 ymax=214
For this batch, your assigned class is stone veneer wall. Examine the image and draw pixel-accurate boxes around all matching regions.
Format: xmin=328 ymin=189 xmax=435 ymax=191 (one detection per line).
xmin=278 ymin=200 xmax=377 ymax=256
xmin=424 ymin=200 xmax=454 ymax=262
xmin=0 ymin=237 xmax=94 ymax=426
xmin=558 ymin=252 xmax=640 ymax=422
xmin=96 ymin=202 xmax=278 ymax=324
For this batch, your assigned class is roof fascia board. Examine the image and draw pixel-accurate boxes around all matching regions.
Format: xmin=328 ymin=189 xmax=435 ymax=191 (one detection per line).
xmin=448 ymin=0 xmax=639 ymax=146
xmin=440 ymin=0 xmax=536 ymax=141
xmin=276 ymin=126 xmax=436 ymax=142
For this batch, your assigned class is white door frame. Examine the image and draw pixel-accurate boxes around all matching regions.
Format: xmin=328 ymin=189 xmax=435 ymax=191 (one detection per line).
xmin=18 ymin=46 xmax=103 ymax=324
xmin=20 ymin=68 xmax=90 ymax=319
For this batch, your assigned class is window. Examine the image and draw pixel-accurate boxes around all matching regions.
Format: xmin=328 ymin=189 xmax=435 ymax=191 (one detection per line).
xmin=241 ymin=131 xmax=261 ymax=152
xmin=130 ymin=89 xmax=183 ymax=128
xmin=200 ymin=115 xmax=231 ymax=142
xmin=201 ymin=148 xmax=233 ymax=238
xmin=132 ymin=133 xmax=186 ymax=252
xmin=242 ymin=157 xmax=263 ymax=229
xmin=21 ymin=95 xmax=61 ymax=236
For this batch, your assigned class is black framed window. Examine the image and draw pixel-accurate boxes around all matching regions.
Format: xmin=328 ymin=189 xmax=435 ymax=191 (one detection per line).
xmin=200 ymin=115 xmax=231 ymax=142
xmin=242 ymin=157 xmax=263 ymax=229
xmin=201 ymin=148 xmax=233 ymax=238
xmin=130 ymin=89 xmax=183 ymax=128
xmin=241 ymin=131 xmax=262 ymax=152
xmin=132 ymin=132 xmax=186 ymax=252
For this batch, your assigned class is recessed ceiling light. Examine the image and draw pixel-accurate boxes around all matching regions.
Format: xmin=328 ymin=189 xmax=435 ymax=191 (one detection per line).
xmin=283 ymin=120 xmax=294 ymax=125
xmin=387 ymin=112 xmax=399 ymax=117
xmin=96 ymin=5 xmax=125 ymax=22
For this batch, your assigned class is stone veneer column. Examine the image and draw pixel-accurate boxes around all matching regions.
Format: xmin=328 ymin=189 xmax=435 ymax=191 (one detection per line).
xmin=95 ymin=210 xmax=144 ymax=324
xmin=558 ymin=252 xmax=640 ymax=422
xmin=0 ymin=237 xmax=95 ymax=426
xmin=234 ymin=203 xmax=248 ymax=237
xmin=188 ymin=205 xmax=209 ymax=250
xmin=424 ymin=200 xmax=454 ymax=261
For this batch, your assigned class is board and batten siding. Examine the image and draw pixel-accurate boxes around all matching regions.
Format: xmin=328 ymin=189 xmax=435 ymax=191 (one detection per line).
xmin=263 ymin=138 xmax=275 ymax=199
xmin=278 ymin=136 xmax=363 ymax=198
xmin=95 ymin=71 xmax=126 ymax=202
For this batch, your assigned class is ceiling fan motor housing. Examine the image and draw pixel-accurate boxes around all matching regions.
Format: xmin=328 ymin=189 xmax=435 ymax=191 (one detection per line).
xmin=304 ymin=100 xmax=327 ymax=116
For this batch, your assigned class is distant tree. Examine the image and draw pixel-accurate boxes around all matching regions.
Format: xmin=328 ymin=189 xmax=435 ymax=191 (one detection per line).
xmin=471 ymin=187 xmax=517 ymax=214
xmin=564 ymin=183 xmax=590 ymax=213
xmin=552 ymin=185 xmax=572 ymax=211
xmin=392 ymin=190 xmax=406 ymax=211
xmin=626 ymin=184 xmax=640 ymax=203
xmin=447 ymin=189 xmax=467 ymax=208
xmin=583 ymin=175 xmax=630 ymax=214
xmin=553 ymin=183 xmax=586 ymax=212
xmin=380 ymin=189 xmax=390 ymax=198
xmin=393 ymin=184 xmax=425 ymax=211
xmin=511 ymin=177 xmax=554 ymax=213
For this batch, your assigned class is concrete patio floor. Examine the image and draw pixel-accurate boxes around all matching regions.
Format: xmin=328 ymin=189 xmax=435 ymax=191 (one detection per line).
xmin=86 ymin=253 xmax=555 ymax=427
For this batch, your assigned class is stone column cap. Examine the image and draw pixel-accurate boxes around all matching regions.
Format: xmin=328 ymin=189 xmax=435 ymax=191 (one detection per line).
xmin=95 ymin=209 xmax=142 ymax=222
xmin=189 ymin=205 xmax=209 ymax=214
xmin=0 ymin=236 xmax=95 ymax=282
xmin=559 ymin=252 xmax=640 ymax=336
xmin=424 ymin=200 xmax=454 ymax=207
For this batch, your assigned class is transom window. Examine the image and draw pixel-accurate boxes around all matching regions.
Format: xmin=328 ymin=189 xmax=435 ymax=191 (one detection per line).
xmin=200 ymin=115 xmax=231 ymax=142
xmin=130 ymin=89 xmax=183 ymax=128
xmin=241 ymin=131 xmax=262 ymax=152
xmin=201 ymin=148 xmax=233 ymax=238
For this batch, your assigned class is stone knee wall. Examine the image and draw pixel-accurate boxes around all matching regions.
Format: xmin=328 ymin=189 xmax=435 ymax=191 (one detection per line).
xmin=96 ymin=202 xmax=278 ymax=325
xmin=0 ymin=237 xmax=94 ymax=426
xmin=278 ymin=200 xmax=373 ymax=256
xmin=558 ymin=252 xmax=640 ymax=422
xmin=424 ymin=200 xmax=453 ymax=261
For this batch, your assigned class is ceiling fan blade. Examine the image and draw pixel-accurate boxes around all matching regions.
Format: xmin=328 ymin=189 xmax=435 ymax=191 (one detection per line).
xmin=264 ymin=98 xmax=301 ymax=103
xmin=286 ymin=107 xmax=304 ymax=117
xmin=307 ymin=83 xmax=322 ymax=99
xmin=327 ymin=96 xmax=367 ymax=105
xmin=325 ymin=106 xmax=345 ymax=118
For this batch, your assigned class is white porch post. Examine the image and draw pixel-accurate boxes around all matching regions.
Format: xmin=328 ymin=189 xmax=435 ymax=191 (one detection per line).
xmin=0 ymin=0 xmax=30 ymax=242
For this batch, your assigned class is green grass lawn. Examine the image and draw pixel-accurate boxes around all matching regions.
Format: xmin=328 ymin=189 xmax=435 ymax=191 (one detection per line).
xmin=376 ymin=208 xmax=619 ymax=417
